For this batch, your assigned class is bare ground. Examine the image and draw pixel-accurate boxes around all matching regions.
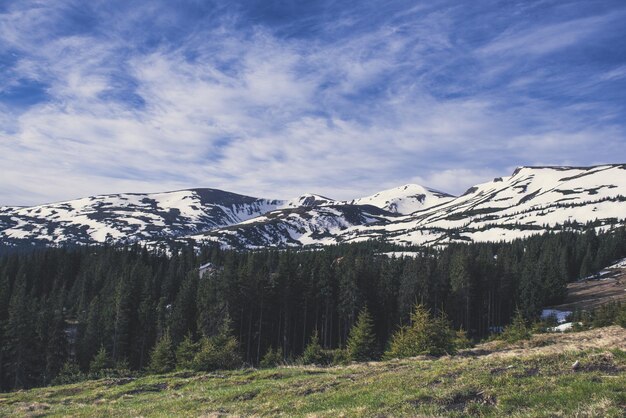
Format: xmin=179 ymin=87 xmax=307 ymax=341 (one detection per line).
xmin=460 ymin=325 xmax=626 ymax=360
xmin=550 ymin=267 xmax=626 ymax=312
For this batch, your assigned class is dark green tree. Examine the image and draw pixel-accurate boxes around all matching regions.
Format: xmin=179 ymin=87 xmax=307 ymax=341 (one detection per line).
xmin=346 ymin=307 xmax=378 ymax=361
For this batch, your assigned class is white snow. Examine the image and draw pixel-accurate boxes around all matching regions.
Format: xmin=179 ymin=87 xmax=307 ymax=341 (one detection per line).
xmin=541 ymin=309 xmax=572 ymax=324
xmin=549 ymin=322 xmax=578 ymax=332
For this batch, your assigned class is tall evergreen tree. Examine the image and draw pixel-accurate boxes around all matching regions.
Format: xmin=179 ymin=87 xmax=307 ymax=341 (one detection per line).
xmin=346 ymin=307 xmax=378 ymax=361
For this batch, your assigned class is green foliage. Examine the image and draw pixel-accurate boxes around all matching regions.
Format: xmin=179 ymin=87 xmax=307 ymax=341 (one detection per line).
xmin=51 ymin=361 xmax=85 ymax=385
xmin=454 ymin=328 xmax=473 ymax=349
xmin=330 ymin=348 xmax=349 ymax=366
xmin=591 ymin=302 xmax=620 ymax=328
xmin=346 ymin=307 xmax=378 ymax=361
xmin=300 ymin=330 xmax=325 ymax=365
xmin=89 ymin=346 xmax=112 ymax=374
xmin=148 ymin=332 xmax=175 ymax=374
xmin=192 ymin=317 xmax=241 ymax=372
xmin=384 ymin=304 xmax=456 ymax=359
xmin=175 ymin=334 xmax=199 ymax=370
xmin=260 ymin=346 xmax=284 ymax=368
xmin=499 ymin=309 xmax=532 ymax=343
xmin=1 ymin=225 xmax=625 ymax=391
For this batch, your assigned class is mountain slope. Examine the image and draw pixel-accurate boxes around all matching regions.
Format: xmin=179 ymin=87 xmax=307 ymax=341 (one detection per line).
xmin=1 ymin=164 xmax=625 ymax=249
xmin=346 ymin=184 xmax=454 ymax=214
xmin=0 ymin=188 xmax=284 ymax=246
xmin=190 ymin=164 xmax=626 ymax=248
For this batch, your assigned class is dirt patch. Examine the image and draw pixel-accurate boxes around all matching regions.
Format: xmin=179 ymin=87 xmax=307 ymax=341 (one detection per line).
xmin=16 ymin=402 xmax=51 ymax=415
xmin=261 ymin=372 xmax=287 ymax=380
xmin=102 ymin=377 xmax=136 ymax=386
xmin=122 ymin=383 xmax=168 ymax=396
xmin=231 ymin=389 xmax=259 ymax=401
xmin=551 ymin=270 xmax=626 ymax=312
xmin=513 ymin=367 xmax=540 ymax=378
xmin=297 ymin=382 xmax=339 ymax=396
xmin=579 ymin=353 xmax=624 ymax=375
xmin=406 ymin=394 xmax=435 ymax=407
xmin=440 ymin=390 xmax=496 ymax=412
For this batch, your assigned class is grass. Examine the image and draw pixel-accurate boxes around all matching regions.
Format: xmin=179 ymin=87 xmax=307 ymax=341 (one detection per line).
xmin=1 ymin=327 xmax=625 ymax=417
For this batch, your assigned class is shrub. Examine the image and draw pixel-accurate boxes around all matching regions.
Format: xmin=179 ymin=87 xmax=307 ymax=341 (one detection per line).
xmin=384 ymin=304 xmax=456 ymax=359
xmin=260 ymin=347 xmax=284 ymax=368
xmin=52 ymin=361 xmax=85 ymax=385
xmin=300 ymin=330 xmax=325 ymax=365
xmin=89 ymin=346 xmax=112 ymax=374
xmin=500 ymin=309 xmax=532 ymax=343
xmin=454 ymin=328 xmax=473 ymax=349
xmin=330 ymin=348 xmax=349 ymax=366
xmin=192 ymin=318 xmax=241 ymax=372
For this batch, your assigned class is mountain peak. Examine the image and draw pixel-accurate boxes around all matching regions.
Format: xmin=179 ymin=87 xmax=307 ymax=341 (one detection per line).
xmin=349 ymin=183 xmax=454 ymax=215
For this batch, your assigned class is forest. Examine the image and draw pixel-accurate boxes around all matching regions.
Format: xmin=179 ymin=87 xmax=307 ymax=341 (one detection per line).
xmin=0 ymin=225 xmax=625 ymax=392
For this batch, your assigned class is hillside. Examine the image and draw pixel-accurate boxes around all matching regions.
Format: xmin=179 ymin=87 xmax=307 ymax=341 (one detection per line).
xmin=1 ymin=326 xmax=625 ymax=417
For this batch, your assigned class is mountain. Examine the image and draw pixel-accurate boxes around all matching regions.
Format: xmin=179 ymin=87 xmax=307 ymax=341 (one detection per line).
xmin=1 ymin=164 xmax=625 ymax=249
xmin=0 ymin=188 xmax=284 ymax=246
xmin=189 ymin=164 xmax=626 ymax=248
xmin=345 ymin=184 xmax=454 ymax=214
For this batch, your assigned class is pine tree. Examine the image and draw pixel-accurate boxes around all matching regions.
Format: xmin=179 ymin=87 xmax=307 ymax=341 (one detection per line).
xmin=192 ymin=316 xmax=241 ymax=371
xmin=4 ymin=272 xmax=39 ymax=389
xmin=89 ymin=346 xmax=112 ymax=374
xmin=300 ymin=329 xmax=324 ymax=365
xmin=148 ymin=332 xmax=175 ymax=374
xmin=384 ymin=304 xmax=455 ymax=359
xmin=500 ymin=309 xmax=531 ymax=343
xmin=175 ymin=333 xmax=199 ymax=370
xmin=260 ymin=346 xmax=283 ymax=368
xmin=346 ymin=307 xmax=378 ymax=362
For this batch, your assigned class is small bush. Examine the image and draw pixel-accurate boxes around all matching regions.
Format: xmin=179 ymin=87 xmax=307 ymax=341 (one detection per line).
xmin=384 ymin=304 xmax=456 ymax=359
xmin=330 ymin=348 xmax=349 ymax=365
xmin=499 ymin=309 xmax=532 ymax=343
xmin=52 ymin=361 xmax=85 ymax=385
xmin=89 ymin=346 xmax=112 ymax=374
xmin=454 ymin=328 xmax=473 ymax=349
xmin=260 ymin=347 xmax=284 ymax=368
xmin=300 ymin=330 xmax=325 ymax=365
xmin=192 ymin=319 xmax=241 ymax=372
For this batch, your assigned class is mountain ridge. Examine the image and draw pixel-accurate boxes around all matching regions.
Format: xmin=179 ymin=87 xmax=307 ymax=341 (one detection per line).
xmin=1 ymin=164 xmax=625 ymax=249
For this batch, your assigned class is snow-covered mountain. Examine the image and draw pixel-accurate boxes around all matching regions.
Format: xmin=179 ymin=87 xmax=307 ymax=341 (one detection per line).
xmin=1 ymin=164 xmax=625 ymax=249
xmin=0 ymin=189 xmax=284 ymax=246
xmin=189 ymin=164 xmax=626 ymax=248
xmin=345 ymin=184 xmax=453 ymax=214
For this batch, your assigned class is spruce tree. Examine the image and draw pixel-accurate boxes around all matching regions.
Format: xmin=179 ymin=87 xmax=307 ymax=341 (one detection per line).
xmin=346 ymin=307 xmax=378 ymax=362
xmin=148 ymin=332 xmax=175 ymax=374
xmin=89 ymin=346 xmax=112 ymax=374
xmin=384 ymin=304 xmax=455 ymax=359
xmin=192 ymin=316 xmax=241 ymax=371
xmin=176 ymin=333 xmax=199 ymax=370
xmin=300 ymin=329 xmax=324 ymax=365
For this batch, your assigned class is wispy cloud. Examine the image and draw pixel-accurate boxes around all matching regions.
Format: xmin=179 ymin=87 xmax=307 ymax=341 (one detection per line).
xmin=0 ymin=0 xmax=625 ymax=205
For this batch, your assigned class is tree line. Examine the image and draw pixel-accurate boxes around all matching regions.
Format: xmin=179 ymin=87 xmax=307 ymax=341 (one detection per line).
xmin=0 ymin=225 xmax=625 ymax=391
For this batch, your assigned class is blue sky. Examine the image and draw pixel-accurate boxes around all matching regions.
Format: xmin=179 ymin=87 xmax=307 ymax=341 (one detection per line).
xmin=1 ymin=0 xmax=625 ymax=205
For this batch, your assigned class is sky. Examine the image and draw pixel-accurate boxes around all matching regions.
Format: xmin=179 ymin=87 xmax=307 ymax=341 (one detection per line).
xmin=1 ymin=0 xmax=625 ymax=206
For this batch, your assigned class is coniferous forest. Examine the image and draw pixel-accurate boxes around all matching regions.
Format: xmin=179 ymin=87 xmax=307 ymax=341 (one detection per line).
xmin=1 ymin=226 xmax=625 ymax=392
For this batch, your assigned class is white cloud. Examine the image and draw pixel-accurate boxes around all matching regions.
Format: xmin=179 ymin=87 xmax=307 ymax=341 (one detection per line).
xmin=0 ymin=1 xmax=624 ymax=206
